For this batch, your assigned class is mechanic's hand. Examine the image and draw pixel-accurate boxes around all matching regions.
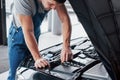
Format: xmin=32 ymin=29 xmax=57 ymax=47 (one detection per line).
xmin=34 ymin=58 xmax=50 ymax=69
xmin=60 ymin=47 xmax=73 ymax=63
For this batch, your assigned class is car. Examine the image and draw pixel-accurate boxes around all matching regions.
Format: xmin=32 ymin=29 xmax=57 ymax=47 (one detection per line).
xmin=16 ymin=37 xmax=110 ymax=80
xmin=69 ymin=0 xmax=120 ymax=80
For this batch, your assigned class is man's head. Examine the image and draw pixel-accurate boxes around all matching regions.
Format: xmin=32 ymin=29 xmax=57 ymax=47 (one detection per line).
xmin=40 ymin=0 xmax=66 ymax=10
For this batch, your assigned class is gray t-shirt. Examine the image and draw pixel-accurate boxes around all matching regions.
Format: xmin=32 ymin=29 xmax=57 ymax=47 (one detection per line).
xmin=13 ymin=0 xmax=45 ymax=27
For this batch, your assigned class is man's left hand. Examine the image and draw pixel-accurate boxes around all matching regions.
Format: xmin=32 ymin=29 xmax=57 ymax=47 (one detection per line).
xmin=60 ymin=47 xmax=73 ymax=63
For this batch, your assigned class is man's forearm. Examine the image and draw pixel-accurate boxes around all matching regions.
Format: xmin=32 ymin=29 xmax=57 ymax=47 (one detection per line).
xmin=23 ymin=30 xmax=41 ymax=61
xmin=55 ymin=4 xmax=71 ymax=47
xmin=62 ymin=17 xmax=71 ymax=48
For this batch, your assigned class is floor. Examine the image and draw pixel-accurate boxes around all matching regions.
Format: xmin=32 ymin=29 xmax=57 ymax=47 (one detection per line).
xmin=0 ymin=46 xmax=9 ymax=73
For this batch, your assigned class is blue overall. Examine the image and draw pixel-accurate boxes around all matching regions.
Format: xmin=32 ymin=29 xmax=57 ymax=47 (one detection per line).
xmin=7 ymin=0 xmax=48 ymax=80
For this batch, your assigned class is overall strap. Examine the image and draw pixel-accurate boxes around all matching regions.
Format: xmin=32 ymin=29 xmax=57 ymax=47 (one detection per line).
xmin=34 ymin=0 xmax=39 ymax=13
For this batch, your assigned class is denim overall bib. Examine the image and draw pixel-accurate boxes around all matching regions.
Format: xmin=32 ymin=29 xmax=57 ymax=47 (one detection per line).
xmin=7 ymin=0 xmax=48 ymax=80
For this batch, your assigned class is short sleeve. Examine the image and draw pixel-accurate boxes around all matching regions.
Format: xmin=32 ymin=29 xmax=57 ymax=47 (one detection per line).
xmin=14 ymin=0 xmax=33 ymax=15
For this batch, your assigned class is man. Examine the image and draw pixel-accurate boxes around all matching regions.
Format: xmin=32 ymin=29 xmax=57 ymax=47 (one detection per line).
xmin=69 ymin=0 xmax=120 ymax=80
xmin=8 ymin=0 xmax=72 ymax=80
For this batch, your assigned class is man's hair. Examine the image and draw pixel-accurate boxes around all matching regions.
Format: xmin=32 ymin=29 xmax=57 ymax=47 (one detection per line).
xmin=56 ymin=0 xmax=66 ymax=3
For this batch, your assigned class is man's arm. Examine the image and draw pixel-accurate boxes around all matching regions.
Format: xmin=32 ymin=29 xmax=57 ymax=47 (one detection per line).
xmin=56 ymin=4 xmax=73 ymax=62
xmin=17 ymin=15 xmax=49 ymax=68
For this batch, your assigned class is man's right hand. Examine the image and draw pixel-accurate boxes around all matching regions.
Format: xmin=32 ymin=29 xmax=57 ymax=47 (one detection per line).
xmin=34 ymin=58 xmax=50 ymax=69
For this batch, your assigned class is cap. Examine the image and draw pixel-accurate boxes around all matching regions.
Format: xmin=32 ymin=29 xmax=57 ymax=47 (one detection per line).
xmin=56 ymin=0 xmax=66 ymax=3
